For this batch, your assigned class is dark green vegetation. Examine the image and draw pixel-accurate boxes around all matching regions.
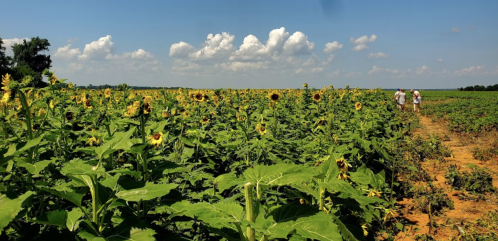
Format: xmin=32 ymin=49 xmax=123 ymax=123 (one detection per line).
xmin=0 ymin=37 xmax=52 ymax=88
xmin=458 ymin=84 xmax=498 ymax=91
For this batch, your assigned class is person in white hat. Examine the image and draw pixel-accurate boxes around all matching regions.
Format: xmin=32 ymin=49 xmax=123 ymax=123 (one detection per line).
xmin=410 ymin=89 xmax=421 ymax=112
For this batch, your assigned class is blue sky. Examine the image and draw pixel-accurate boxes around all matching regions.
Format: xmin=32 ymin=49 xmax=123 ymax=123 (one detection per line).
xmin=1 ymin=0 xmax=497 ymax=89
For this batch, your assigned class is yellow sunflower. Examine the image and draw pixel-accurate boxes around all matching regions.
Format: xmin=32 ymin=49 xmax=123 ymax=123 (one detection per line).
xmin=355 ymin=102 xmax=362 ymax=111
xmin=84 ymin=99 xmax=93 ymax=109
xmin=256 ymin=123 xmax=267 ymax=135
xmin=68 ymin=82 xmax=74 ymax=88
xmin=50 ymin=75 xmax=58 ymax=85
xmin=1 ymin=91 xmax=10 ymax=104
xmin=162 ymin=111 xmax=171 ymax=118
xmin=336 ymin=158 xmax=348 ymax=172
xmin=61 ymin=88 xmax=66 ymax=93
xmin=313 ymin=92 xmax=321 ymax=102
xmin=194 ymin=91 xmax=205 ymax=102
xmin=143 ymin=102 xmax=152 ymax=114
xmin=1 ymin=73 xmax=11 ymax=91
xmin=302 ymin=83 xmax=308 ymax=88
xmin=149 ymin=132 xmax=164 ymax=147
xmin=88 ymin=136 xmax=100 ymax=146
xmin=201 ymin=116 xmax=209 ymax=125
xmin=367 ymin=189 xmax=382 ymax=198
xmin=268 ymin=91 xmax=281 ymax=102
xmin=104 ymin=88 xmax=112 ymax=98
xmin=337 ymin=172 xmax=349 ymax=180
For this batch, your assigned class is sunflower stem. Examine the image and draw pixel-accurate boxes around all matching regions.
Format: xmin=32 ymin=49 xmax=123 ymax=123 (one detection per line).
xmin=244 ymin=182 xmax=256 ymax=241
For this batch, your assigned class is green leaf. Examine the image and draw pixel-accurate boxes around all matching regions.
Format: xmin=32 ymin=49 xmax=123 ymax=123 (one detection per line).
xmin=0 ymin=191 xmax=34 ymax=235
xmin=32 ymin=210 xmax=68 ymax=226
xmin=268 ymin=212 xmax=341 ymax=240
xmin=66 ymin=208 xmax=84 ymax=231
xmin=4 ymin=134 xmax=46 ymax=158
xmin=128 ymin=228 xmax=156 ymax=241
xmin=116 ymin=183 xmax=178 ymax=202
xmin=16 ymin=159 xmax=55 ymax=177
xmin=171 ymin=200 xmax=244 ymax=229
xmin=40 ymin=188 xmax=84 ymax=207
xmin=213 ymin=173 xmax=241 ymax=193
xmin=269 ymin=203 xmax=318 ymax=223
xmin=243 ymin=163 xmax=313 ymax=193
xmin=95 ymin=127 xmax=136 ymax=159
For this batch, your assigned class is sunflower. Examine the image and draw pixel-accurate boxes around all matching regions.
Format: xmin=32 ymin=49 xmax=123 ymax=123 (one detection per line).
xmin=194 ymin=91 xmax=205 ymax=102
xmin=302 ymin=83 xmax=308 ymax=88
xmin=162 ymin=111 xmax=171 ymax=118
xmin=143 ymin=102 xmax=152 ymax=114
xmin=50 ymin=75 xmax=58 ymax=85
xmin=61 ymin=88 xmax=66 ymax=93
xmin=133 ymin=101 xmax=141 ymax=108
xmin=362 ymin=224 xmax=368 ymax=237
xmin=182 ymin=110 xmax=190 ymax=118
xmin=201 ymin=116 xmax=209 ymax=125
xmin=88 ymin=136 xmax=100 ymax=146
xmin=68 ymin=82 xmax=74 ymax=88
xmin=143 ymin=95 xmax=153 ymax=103
xmin=256 ymin=123 xmax=267 ymax=135
xmin=125 ymin=105 xmax=138 ymax=117
xmin=149 ymin=132 xmax=164 ymax=147
xmin=367 ymin=189 xmax=382 ymax=198
xmin=268 ymin=91 xmax=281 ymax=102
xmin=1 ymin=73 xmax=11 ymax=91
xmin=84 ymin=99 xmax=93 ymax=109
xmin=355 ymin=102 xmax=362 ymax=111
xmin=336 ymin=158 xmax=348 ymax=172
xmin=337 ymin=172 xmax=349 ymax=180
xmin=37 ymin=107 xmax=46 ymax=116
xmin=104 ymin=88 xmax=112 ymax=98
xmin=313 ymin=92 xmax=321 ymax=102
xmin=1 ymin=91 xmax=10 ymax=104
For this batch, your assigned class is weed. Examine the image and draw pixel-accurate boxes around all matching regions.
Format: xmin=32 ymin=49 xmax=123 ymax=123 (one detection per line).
xmin=445 ymin=164 xmax=496 ymax=194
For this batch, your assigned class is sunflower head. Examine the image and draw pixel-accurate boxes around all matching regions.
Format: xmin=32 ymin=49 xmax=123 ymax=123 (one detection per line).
xmin=88 ymin=136 xmax=100 ymax=146
xmin=68 ymin=82 xmax=74 ymax=88
xmin=367 ymin=189 xmax=382 ymax=198
xmin=149 ymin=132 xmax=164 ymax=147
xmin=105 ymin=88 xmax=112 ymax=98
xmin=194 ymin=91 xmax=205 ymax=102
xmin=143 ymin=95 xmax=153 ymax=103
xmin=84 ymin=99 xmax=93 ymax=109
xmin=143 ymin=102 xmax=152 ymax=114
xmin=256 ymin=123 xmax=267 ymax=135
xmin=61 ymin=88 xmax=66 ymax=93
xmin=336 ymin=158 xmax=348 ymax=172
xmin=302 ymin=83 xmax=308 ymax=88
xmin=162 ymin=111 xmax=171 ymax=118
xmin=337 ymin=172 xmax=349 ymax=180
xmin=355 ymin=102 xmax=362 ymax=111
xmin=50 ymin=75 xmax=58 ymax=85
xmin=1 ymin=73 xmax=11 ymax=92
xmin=201 ymin=116 xmax=209 ymax=125
xmin=268 ymin=91 xmax=281 ymax=102
xmin=313 ymin=92 xmax=321 ymax=102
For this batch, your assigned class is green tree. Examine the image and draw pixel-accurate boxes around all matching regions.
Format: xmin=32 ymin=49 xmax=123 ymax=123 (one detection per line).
xmin=0 ymin=37 xmax=12 ymax=78
xmin=11 ymin=37 xmax=52 ymax=87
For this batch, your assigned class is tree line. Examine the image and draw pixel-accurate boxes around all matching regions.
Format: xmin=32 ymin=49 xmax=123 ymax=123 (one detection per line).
xmin=458 ymin=84 xmax=498 ymax=91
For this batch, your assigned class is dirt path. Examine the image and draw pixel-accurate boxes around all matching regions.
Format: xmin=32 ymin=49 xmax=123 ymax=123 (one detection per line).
xmin=396 ymin=113 xmax=498 ymax=240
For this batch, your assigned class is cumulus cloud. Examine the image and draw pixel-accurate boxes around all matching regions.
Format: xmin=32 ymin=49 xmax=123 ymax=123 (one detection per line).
xmin=368 ymin=66 xmax=409 ymax=78
xmin=350 ymin=34 xmax=377 ymax=51
xmin=169 ymin=41 xmax=195 ymax=58
xmin=416 ymin=65 xmax=430 ymax=75
xmin=324 ymin=41 xmax=343 ymax=54
xmin=169 ymin=27 xmax=323 ymax=74
xmin=368 ymin=52 xmax=389 ymax=58
xmin=454 ymin=66 xmax=485 ymax=76
xmin=78 ymin=35 xmax=114 ymax=61
xmin=189 ymin=32 xmax=235 ymax=60
xmin=2 ymin=37 xmax=28 ymax=56
xmin=452 ymin=27 xmax=460 ymax=33
xmin=282 ymin=31 xmax=315 ymax=55
xmin=437 ymin=58 xmax=443 ymax=63
xmin=108 ymin=49 xmax=154 ymax=60
xmin=54 ymin=44 xmax=81 ymax=59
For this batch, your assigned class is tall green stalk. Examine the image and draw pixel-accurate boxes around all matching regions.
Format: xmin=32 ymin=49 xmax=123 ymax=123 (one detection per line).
xmin=244 ymin=182 xmax=256 ymax=241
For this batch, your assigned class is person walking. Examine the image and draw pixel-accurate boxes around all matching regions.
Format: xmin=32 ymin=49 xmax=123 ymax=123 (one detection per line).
xmin=410 ymin=89 xmax=421 ymax=112
xmin=394 ymin=88 xmax=400 ymax=103
xmin=398 ymin=89 xmax=406 ymax=112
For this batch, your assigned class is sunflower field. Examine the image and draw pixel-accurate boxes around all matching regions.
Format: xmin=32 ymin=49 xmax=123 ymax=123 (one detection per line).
xmin=0 ymin=72 xmax=408 ymax=240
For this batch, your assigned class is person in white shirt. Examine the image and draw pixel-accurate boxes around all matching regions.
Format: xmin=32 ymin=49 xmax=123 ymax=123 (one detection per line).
xmin=398 ymin=89 xmax=406 ymax=112
xmin=394 ymin=88 xmax=400 ymax=104
xmin=410 ymin=89 xmax=421 ymax=112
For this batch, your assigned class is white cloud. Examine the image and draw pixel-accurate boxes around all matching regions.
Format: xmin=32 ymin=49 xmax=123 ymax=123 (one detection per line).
xmin=324 ymin=41 xmax=343 ymax=54
xmin=350 ymin=34 xmax=377 ymax=51
xmin=2 ymin=37 xmax=28 ymax=56
xmin=437 ymin=58 xmax=443 ymax=63
xmin=368 ymin=65 xmax=409 ymax=78
xmin=108 ymin=48 xmax=154 ymax=60
xmin=452 ymin=27 xmax=460 ymax=33
xmin=78 ymin=35 xmax=114 ymax=61
xmin=368 ymin=52 xmax=389 ymax=58
xmin=454 ymin=66 xmax=485 ymax=76
xmin=416 ymin=65 xmax=430 ymax=75
xmin=169 ymin=27 xmax=323 ymax=75
xmin=189 ymin=32 xmax=235 ymax=60
xmin=282 ymin=31 xmax=315 ymax=55
xmin=54 ymin=44 xmax=81 ymax=59
xmin=169 ymin=41 xmax=195 ymax=58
